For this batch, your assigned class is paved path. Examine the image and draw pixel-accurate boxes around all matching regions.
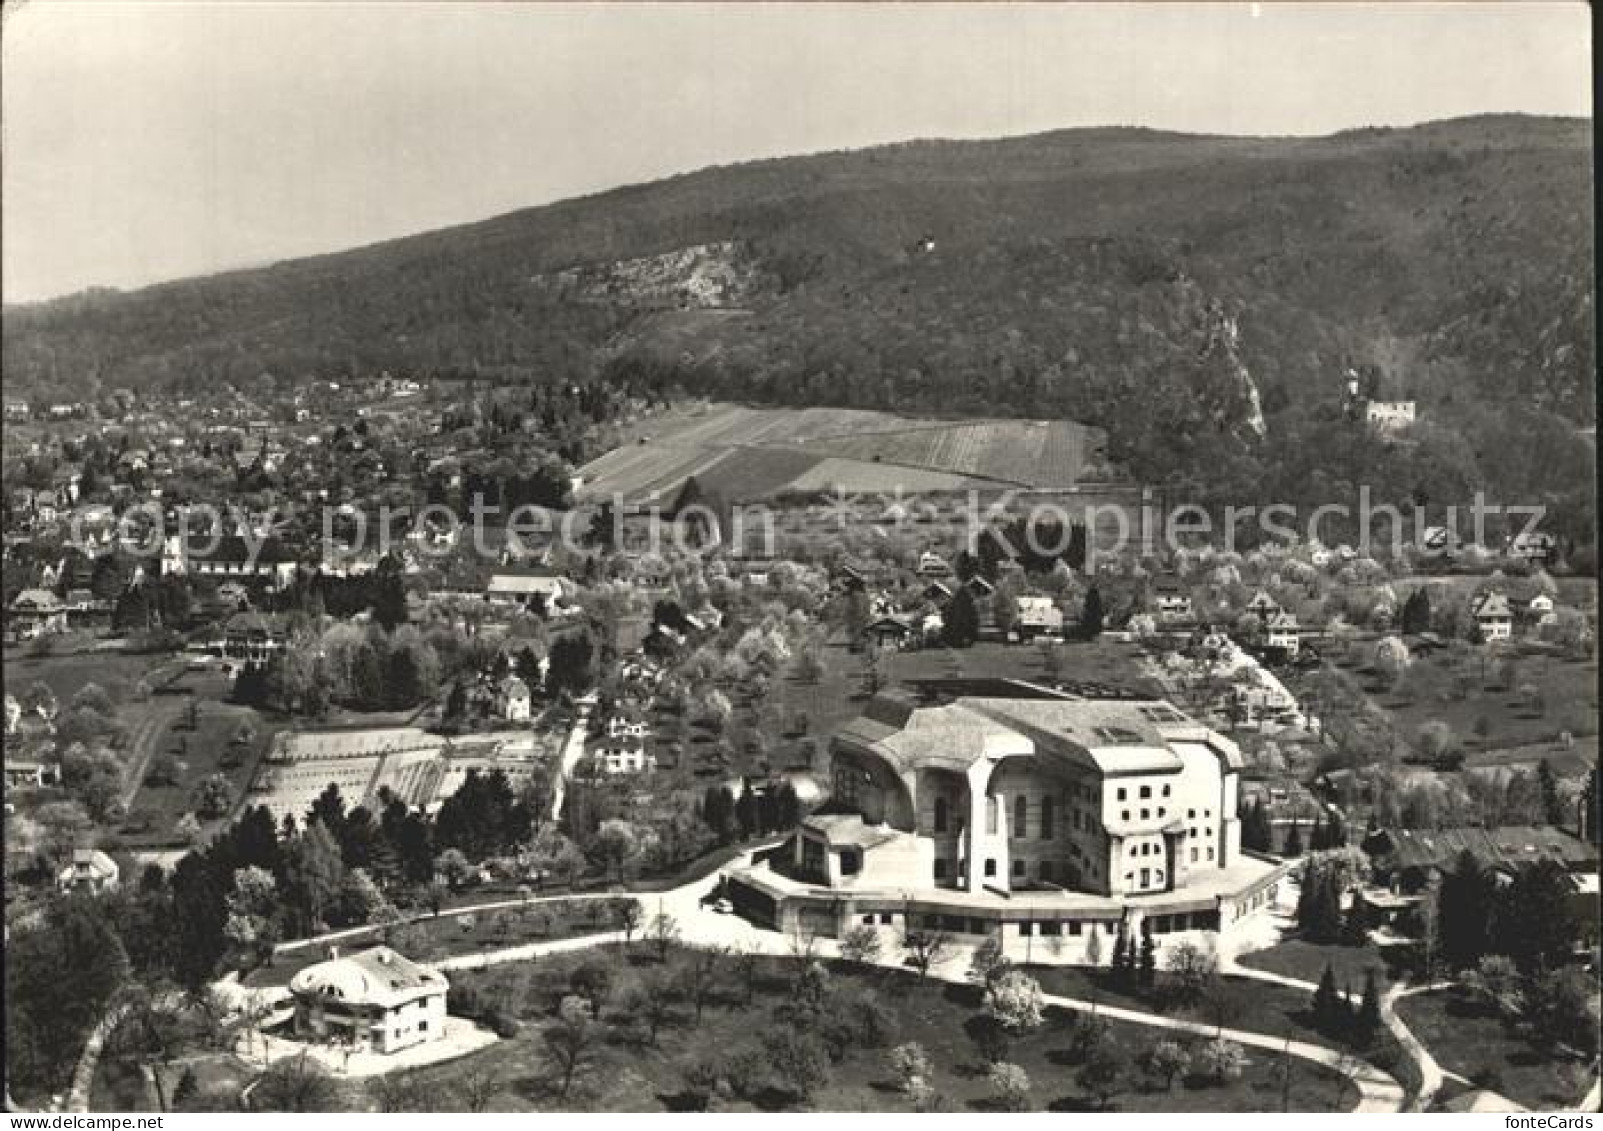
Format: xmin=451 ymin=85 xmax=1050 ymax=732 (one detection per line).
xmin=548 ymin=693 xmax=596 ymax=823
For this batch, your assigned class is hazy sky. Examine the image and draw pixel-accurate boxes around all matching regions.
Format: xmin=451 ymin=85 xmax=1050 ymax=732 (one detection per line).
xmin=2 ymin=2 xmax=1590 ymax=303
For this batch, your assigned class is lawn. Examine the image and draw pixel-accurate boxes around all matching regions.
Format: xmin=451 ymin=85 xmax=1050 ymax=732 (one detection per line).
xmin=1343 ymin=646 xmax=1598 ymax=758
xmin=1025 ymin=965 xmax=1341 ymax=1050
xmin=242 ymin=897 xmax=631 ymax=989
xmin=1236 ymin=940 xmax=1397 ymax=991
xmin=1394 ymin=988 xmax=1595 ymax=1110
xmin=119 ymin=683 xmax=281 ymax=847
xmin=356 ymin=951 xmax=1351 ymax=1112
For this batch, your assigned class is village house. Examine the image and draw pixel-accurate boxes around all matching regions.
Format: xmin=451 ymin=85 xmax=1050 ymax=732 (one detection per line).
xmin=1245 ymin=589 xmax=1282 ymax=618
xmin=1471 ymin=591 xmax=1514 ymax=642
xmin=494 ymin=675 xmax=532 ymax=723
xmin=485 ymin=567 xmax=573 ymax=613
xmin=1357 ymin=825 xmax=1598 ymax=944
xmin=9 ymin=588 xmax=67 ymax=638
xmin=1527 ymin=592 xmax=1557 ymax=626
xmin=1365 ymin=400 xmax=1417 ymax=433
xmin=289 ymin=946 xmax=449 ymax=1054
xmin=1264 ymin=610 xmax=1301 ymax=658
xmin=1508 ymin=531 xmax=1558 ymax=568
xmin=862 ymin=614 xmax=916 ymax=651
xmin=727 ymin=680 xmax=1286 ymax=959
xmin=597 ymin=711 xmax=654 ymax=774
xmin=58 ymin=848 xmax=120 ymax=894
xmin=1014 ymin=595 xmax=1065 ymax=641
xmin=1152 ymin=574 xmax=1193 ymax=620
xmin=915 ymin=551 xmax=953 ymax=579
xmin=220 ymin=611 xmax=291 ymax=665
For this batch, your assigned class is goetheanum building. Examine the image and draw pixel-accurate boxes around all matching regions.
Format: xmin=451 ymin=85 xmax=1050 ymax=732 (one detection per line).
xmin=728 ymin=681 xmax=1288 ymax=961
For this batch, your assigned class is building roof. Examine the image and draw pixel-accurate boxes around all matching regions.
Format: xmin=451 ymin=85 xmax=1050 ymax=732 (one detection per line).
xmin=289 ymin=946 xmax=447 ymax=1010
xmin=1367 ymin=825 xmax=1598 ymax=874
xmin=1471 ymin=592 xmax=1513 ymax=619
xmin=835 ymin=692 xmax=1239 ymax=779
xmin=486 ymin=569 xmax=569 ymax=597
xmin=803 ymin=813 xmax=908 ymax=851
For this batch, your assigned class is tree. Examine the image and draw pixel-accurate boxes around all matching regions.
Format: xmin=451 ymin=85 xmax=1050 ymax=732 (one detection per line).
xmin=1495 ymin=859 xmax=1578 ymax=972
xmin=568 ymin=960 xmax=613 ymax=1016
xmin=900 ymin=921 xmax=951 ymax=978
xmin=1462 ymin=954 xmax=1525 ymax=1019
xmin=542 ymin=995 xmax=599 ymax=1099
xmin=647 ymin=910 xmax=681 ymax=962
xmin=252 ymin=1052 xmax=344 ymax=1112
xmin=839 ymin=923 xmax=882 ymax=968
xmin=1312 ymin=965 xmax=1345 ymax=1036
xmin=1076 ymin=1046 xmax=1123 ymax=1110
xmin=1196 ymin=1038 xmax=1248 ymax=1085
xmin=1137 ymin=929 xmax=1157 ymax=987
xmin=1353 ymin=970 xmax=1382 ymax=1047
xmin=983 ymin=971 xmax=1045 ymax=1038
xmin=625 ymin=968 xmax=679 ymax=1047
xmin=615 ymin=899 xmax=643 ymax=948
xmin=1438 ymin=850 xmax=1495 ymax=970
xmin=1138 ymin=1039 xmax=1191 ymax=1091
xmin=1242 ymin=797 xmax=1273 ymax=852
xmin=673 ymin=945 xmax=726 ymax=1024
xmin=433 ymin=847 xmax=475 ymax=892
xmin=1079 ymin=585 xmax=1105 ymax=639
xmin=888 ymin=1042 xmax=932 ymax=1093
xmin=942 ymin=588 xmax=980 ymax=648
xmin=1400 ymin=587 xmax=1432 ymax=635
xmin=191 ymin=773 xmax=234 ymax=820
xmin=987 ymin=1061 xmax=1032 ymax=1111
xmin=1163 ymin=940 xmax=1217 ymax=1009
xmin=762 ymin=1028 xmax=830 ymax=1102
xmin=595 ymin=819 xmax=640 ymax=882
xmin=452 ymin=1063 xmax=501 ymax=1113
xmin=967 ymin=935 xmax=1011 ymax=989
xmin=1283 ymin=821 xmax=1304 ymax=857
xmin=1537 ymin=759 xmax=1566 ymax=826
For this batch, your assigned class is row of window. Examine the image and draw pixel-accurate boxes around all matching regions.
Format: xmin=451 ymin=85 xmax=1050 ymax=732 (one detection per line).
xmin=933 ymin=857 xmax=1066 ymax=882
xmin=933 ymin=794 xmax=1059 ymax=840
xmin=1116 ymin=783 xmax=1172 ymax=801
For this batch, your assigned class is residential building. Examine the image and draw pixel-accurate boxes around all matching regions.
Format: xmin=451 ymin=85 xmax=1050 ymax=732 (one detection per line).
xmin=1471 ymin=591 xmax=1514 ymax=642
xmin=1015 ymin=596 xmax=1065 ymax=640
xmin=1152 ymin=575 xmax=1193 ymax=620
xmin=1365 ymin=400 xmax=1417 ymax=432
xmin=1264 ymin=611 xmax=1301 ymax=658
xmin=289 ymin=946 xmax=449 ymax=1054
xmin=58 ymin=849 xmax=120 ymax=893
xmin=10 ymin=588 xmax=67 ymax=637
xmin=494 ymin=675 xmax=532 ymax=723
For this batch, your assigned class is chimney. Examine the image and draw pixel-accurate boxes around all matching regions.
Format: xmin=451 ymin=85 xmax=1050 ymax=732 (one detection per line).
xmin=327 ymin=944 xmax=339 ymax=961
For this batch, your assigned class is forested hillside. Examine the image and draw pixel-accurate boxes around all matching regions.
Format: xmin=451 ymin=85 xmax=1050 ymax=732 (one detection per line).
xmin=4 ymin=115 xmax=1592 ymax=533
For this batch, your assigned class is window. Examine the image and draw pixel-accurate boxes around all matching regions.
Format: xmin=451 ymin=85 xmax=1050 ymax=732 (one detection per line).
xmin=1015 ymin=795 xmax=1028 ymax=837
xmin=1141 ymin=808 xmax=1150 ymax=820
xmin=1040 ymin=860 xmax=1053 ymax=882
xmin=1155 ymin=870 xmax=1164 ymax=884
xmin=933 ymin=797 xmax=949 ymax=834
xmin=1122 ymin=810 xmax=1130 ymax=822
xmin=1157 ymin=808 xmax=1166 ymax=818
xmin=1188 ymin=808 xmax=1196 ymax=819
xmin=1068 ymin=921 xmax=1083 ymax=936
xmin=1191 ymin=847 xmax=1199 ymax=862
xmin=881 ymin=913 xmax=894 ymax=925
xmin=863 ymin=914 xmax=876 ymax=925
xmin=1139 ymin=785 xmax=1152 ymax=799
xmin=1162 ymin=784 xmax=1172 ymax=797
xmin=1117 ymin=787 xmax=1127 ymax=801
xmin=1018 ymin=921 xmax=1034 ymax=936
xmin=1012 ymin=859 xmax=1025 ymax=878
xmin=934 ymin=859 xmax=948 ymax=880
xmin=1041 ymin=796 xmax=1055 ymax=839
xmin=986 ymin=796 xmax=998 ymax=835
xmin=841 ymin=850 xmax=861 ymax=876
xmin=1207 ymin=847 xmax=1215 ymax=861
xmin=984 ymin=858 xmax=997 ymax=877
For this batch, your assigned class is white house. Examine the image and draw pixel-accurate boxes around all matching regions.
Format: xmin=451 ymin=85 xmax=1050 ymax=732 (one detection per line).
xmin=1265 ymin=611 xmax=1301 ymax=657
xmin=494 ymin=675 xmax=532 ymax=723
xmin=1366 ymin=401 xmax=1417 ymax=433
xmin=58 ymin=849 xmax=120 ymax=893
xmin=1015 ymin=596 xmax=1064 ymax=640
xmin=289 ymin=946 xmax=449 ymax=1054
xmin=1471 ymin=592 xmax=1515 ymax=642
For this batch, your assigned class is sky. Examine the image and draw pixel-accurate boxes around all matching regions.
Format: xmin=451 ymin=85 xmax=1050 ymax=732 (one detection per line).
xmin=2 ymin=1 xmax=1591 ymax=304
